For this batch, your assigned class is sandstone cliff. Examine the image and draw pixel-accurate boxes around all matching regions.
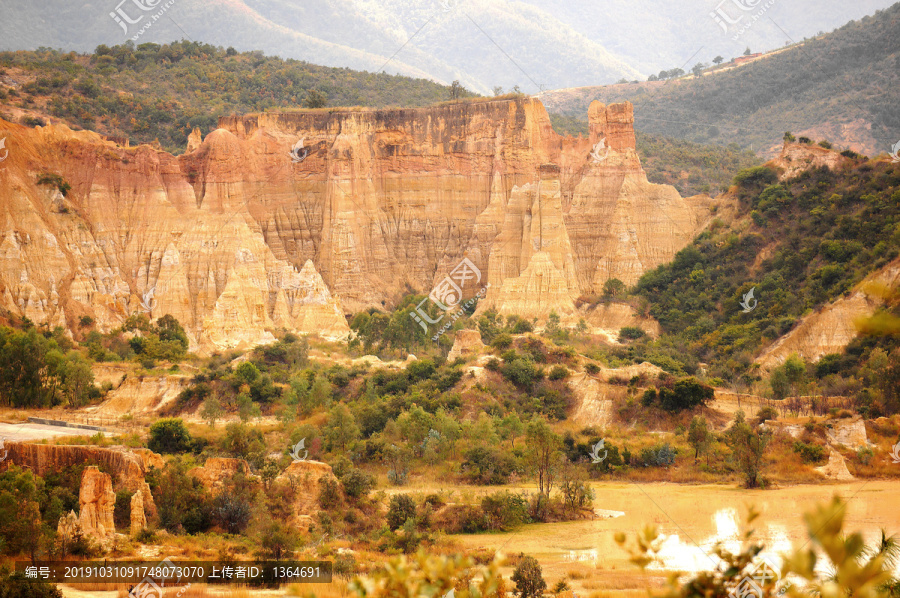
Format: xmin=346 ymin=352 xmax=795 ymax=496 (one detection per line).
xmin=0 ymin=98 xmax=709 ymax=348
xmin=0 ymin=442 xmax=163 ymax=492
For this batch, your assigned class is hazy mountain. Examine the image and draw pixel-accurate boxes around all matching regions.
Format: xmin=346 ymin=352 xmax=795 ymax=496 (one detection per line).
xmin=541 ymin=3 xmax=900 ymax=158
xmin=1 ymin=0 xmax=895 ymax=93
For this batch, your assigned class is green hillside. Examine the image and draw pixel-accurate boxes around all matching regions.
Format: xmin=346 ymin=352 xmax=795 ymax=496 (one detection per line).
xmin=543 ymin=4 xmax=900 ymax=157
xmin=630 ymin=154 xmax=900 ymax=412
xmin=0 ymin=41 xmax=474 ymax=153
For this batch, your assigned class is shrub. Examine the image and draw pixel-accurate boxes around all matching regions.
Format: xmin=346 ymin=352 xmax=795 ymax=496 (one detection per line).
xmin=585 ymin=363 xmax=601 ymax=375
xmin=547 ymin=365 xmax=569 ymax=381
xmin=0 ymin=573 xmax=63 ymax=598
xmin=793 ymin=441 xmax=827 ymax=464
xmin=511 ymin=555 xmax=546 ymax=598
xmin=317 ymin=478 xmax=343 ymax=510
xmin=501 ymin=358 xmax=542 ymax=387
xmin=212 ymin=493 xmax=252 ymax=533
xmin=480 ymin=491 xmax=528 ymax=531
xmin=639 ymin=443 xmax=676 ymax=467
xmin=461 ymin=447 xmax=518 ymax=485
xmin=147 ymin=418 xmax=193 ymax=454
xmin=491 ymin=333 xmax=513 ymax=350
xmin=755 ymin=406 xmax=779 ymax=424
xmin=386 ymin=494 xmax=417 ymax=531
xmin=618 ymin=326 xmax=646 ymax=341
xmin=340 ymin=468 xmax=376 ymax=499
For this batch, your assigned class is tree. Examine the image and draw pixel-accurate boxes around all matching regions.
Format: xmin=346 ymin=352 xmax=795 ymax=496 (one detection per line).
xmin=304 ymin=89 xmax=327 ymax=108
xmin=308 ymin=376 xmax=333 ymax=412
xmin=386 ymin=494 xmax=417 ymax=531
xmin=783 ymin=131 xmax=796 ymax=142
xmin=692 ymin=62 xmax=707 ymax=77
xmin=744 ymin=47 xmax=752 ymax=55
xmin=603 ymin=278 xmax=626 ymax=299
xmin=524 ymin=417 xmax=561 ymax=495
xmin=687 ymin=415 xmax=712 ymax=464
xmin=770 ymin=354 xmax=806 ymax=399
xmin=236 ymin=392 xmax=261 ymax=422
xmin=148 ymin=418 xmax=193 ymax=454
xmin=498 ymin=413 xmax=524 ymax=448
xmin=235 ymin=361 xmax=260 ymax=384
xmin=200 ymin=395 xmax=224 ymax=427
xmin=713 ymin=55 xmax=724 ymax=65
xmin=155 ymin=314 xmax=188 ymax=351
xmin=0 ymin=466 xmax=46 ymax=561
xmin=492 ymin=86 xmax=503 ymax=96
xmin=724 ymin=411 xmax=772 ymax=488
xmin=324 ymin=404 xmax=361 ymax=452
xmin=511 ymin=555 xmax=546 ymax=598
xmin=449 ymin=79 xmax=463 ymax=100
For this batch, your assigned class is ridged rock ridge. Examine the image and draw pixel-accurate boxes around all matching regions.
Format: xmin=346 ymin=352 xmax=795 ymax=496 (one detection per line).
xmin=0 ymin=98 xmax=710 ymax=347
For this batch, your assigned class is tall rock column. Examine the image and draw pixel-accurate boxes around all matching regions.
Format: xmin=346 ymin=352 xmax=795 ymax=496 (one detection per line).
xmin=79 ymin=466 xmax=116 ymax=541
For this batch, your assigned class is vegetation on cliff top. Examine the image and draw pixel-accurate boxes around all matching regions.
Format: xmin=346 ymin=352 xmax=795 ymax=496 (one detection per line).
xmin=0 ymin=41 xmax=475 ymax=153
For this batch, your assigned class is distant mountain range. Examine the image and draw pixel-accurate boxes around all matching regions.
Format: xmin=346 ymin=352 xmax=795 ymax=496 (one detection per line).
xmin=541 ymin=3 xmax=900 ymax=158
xmin=0 ymin=0 xmax=896 ymax=93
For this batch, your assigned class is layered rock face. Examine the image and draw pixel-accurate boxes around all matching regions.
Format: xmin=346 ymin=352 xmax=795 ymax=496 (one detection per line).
xmin=2 ymin=442 xmax=163 ymax=492
xmin=79 ymin=466 xmax=116 ymax=541
xmin=0 ymin=98 xmax=708 ymax=348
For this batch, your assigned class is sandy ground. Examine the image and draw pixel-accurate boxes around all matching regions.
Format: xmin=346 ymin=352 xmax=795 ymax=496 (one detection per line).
xmin=0 ymin=421 xmax=113 ymax=442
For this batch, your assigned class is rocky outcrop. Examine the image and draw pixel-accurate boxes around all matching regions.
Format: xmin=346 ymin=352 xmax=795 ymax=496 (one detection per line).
xmin=95 ymin=374 xmax=192 ymax=415
xmin=79 ymin=466 xmax=116 ymax=541
xmin=130 ymin=490 xmax=145 ymax=535
xmin=189 ymin=457 xmax=259 ymax=492
xmin=448 ymin=329 xmax=485 ymax=361
xmin=0 ymin=97 xmax=709 ymax=348
xmin=816 ymin=449 xmax=855 ymax=481
xmin=57 ymin=510 xmax=81 ymax=545
xmin=757 ymin=258 xmax=900 ymax=368
xmin=1 ymin=443 xmax=163 ymax=492
xmin=772 ymin=142 xmax=850 ymax=179
xmin=582 ymin=301 xmax=660 ymax=342
xmin=275 ymin=460 xmax=337 ymax=524
xmin=826 ymin=417 xmax=869 ymax=449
